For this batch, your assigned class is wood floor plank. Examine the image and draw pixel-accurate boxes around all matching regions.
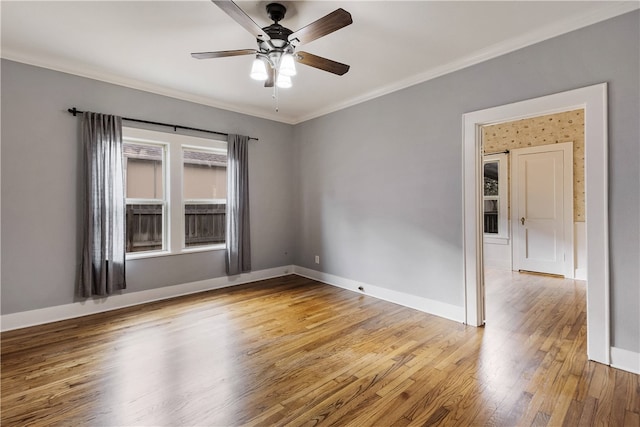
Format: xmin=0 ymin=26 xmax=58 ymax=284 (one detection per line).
xmin=624 ymin=410 xmax=640 ymax=427
xmin=2 ymin=272 xmax=638 ymax=426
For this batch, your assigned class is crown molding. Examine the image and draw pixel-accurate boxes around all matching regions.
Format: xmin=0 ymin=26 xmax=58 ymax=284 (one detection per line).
xmin=2 ymin=3 xmax=637 ymax=126
xmin=0 ymin=49 xmax=299 ymax=125
xmin=291 ymin=2 xmax=639 ymax=124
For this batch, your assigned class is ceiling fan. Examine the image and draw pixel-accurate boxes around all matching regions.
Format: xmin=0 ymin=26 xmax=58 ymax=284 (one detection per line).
xmin=192 ymin=0 xmax=353 ymax=89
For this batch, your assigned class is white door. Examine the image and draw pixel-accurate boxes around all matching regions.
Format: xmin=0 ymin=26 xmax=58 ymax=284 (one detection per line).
xmin=512 ymin=143 xmax=573 ymax=277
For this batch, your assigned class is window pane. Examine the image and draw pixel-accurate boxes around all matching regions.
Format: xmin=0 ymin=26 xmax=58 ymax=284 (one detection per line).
xmin=184 ymin=203 xmax=226 ymax=247
xmin=123 ymin=142 xmax=165 ymax=254
xmin=183 ymin=149 xmax=227 ymax=199
xmin=124 ymin=143 xmax=163 ymax=199
xmin=126 ymin=204 xmax=163 ymax=252
xmin=484 ymin=199 xmax=499 ymax=234
xmin=484 ymin=161 xmax=499 ymax=196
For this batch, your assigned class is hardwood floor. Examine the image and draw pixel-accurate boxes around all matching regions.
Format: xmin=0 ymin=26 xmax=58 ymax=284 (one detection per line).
xmin=1 ymin=273 xmax=638 ymax=426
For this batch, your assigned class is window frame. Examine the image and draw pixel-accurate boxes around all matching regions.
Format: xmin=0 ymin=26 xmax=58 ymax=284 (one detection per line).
xmin=123 ymin=139 xmax=168 ymax=256
xmin=483 ymin=153 xmax=509 ymax=241
xmin=182 ymin=144 xmax=228 ymax=251
xmin=123 ymin=127 xmax=227 ymax=260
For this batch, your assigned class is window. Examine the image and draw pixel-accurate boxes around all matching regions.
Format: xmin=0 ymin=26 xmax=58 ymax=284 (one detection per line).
xmin=123 ymin=127 xmax=227 ymax=258
xmin=123 ymin=142 xmax=166 ymax=253
xmin=183 ymin=147 xmax=227 ymax=248
xmin=483 ymin=153 xmax=508 ymax=239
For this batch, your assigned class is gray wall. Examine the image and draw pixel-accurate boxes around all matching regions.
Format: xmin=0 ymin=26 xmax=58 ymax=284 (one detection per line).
xmin=2 ymin=11 xmax=638 ymax=354
xmin=293 ymin=11 xmax=639 ymax=353
xmin=1 ymin=59 xmax=295 ymax=314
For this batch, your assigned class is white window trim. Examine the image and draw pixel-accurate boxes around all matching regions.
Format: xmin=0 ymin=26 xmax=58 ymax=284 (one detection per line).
xmin=123 ymin=127 xmax=227 ymax=259
xmin=483 ymin=153 xmax=508 ymax=240
xmin=123 ymin=140 xmax=168 ymax=258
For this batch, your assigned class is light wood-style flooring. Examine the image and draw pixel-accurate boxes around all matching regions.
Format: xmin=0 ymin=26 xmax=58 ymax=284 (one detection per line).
xmin=2 ymin=272 xmax=638 ymax=426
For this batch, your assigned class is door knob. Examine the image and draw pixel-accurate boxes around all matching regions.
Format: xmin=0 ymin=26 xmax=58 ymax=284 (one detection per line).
xmin=521 ymin=217 xmax=525 ymax=225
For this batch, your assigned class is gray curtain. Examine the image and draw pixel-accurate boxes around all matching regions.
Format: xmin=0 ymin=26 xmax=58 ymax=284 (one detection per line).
xmin=79 ymin=112 xmax=126 ymax=297
xmin=226 ymin=134 xmax=251 ymax=275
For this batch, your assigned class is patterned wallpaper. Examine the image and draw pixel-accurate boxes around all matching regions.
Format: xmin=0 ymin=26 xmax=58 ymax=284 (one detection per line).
xmin=482 ymin=109 xmax=585 ymax=222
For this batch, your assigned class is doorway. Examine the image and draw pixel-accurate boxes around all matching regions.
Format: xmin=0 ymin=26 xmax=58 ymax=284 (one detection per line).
xmin=463 ymin=83 xmax=610 ymax=365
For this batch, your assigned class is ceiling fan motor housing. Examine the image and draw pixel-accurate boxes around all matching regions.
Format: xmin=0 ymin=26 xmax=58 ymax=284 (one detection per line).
xmin=262 ymin=24 xmax=292 ymax=44
xmin=262 ymin=2 xmax=293 ymax=50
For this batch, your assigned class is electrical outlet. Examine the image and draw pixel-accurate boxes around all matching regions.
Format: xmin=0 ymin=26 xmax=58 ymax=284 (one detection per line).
xmin=315 ymin=255 xmax=320 ymax=264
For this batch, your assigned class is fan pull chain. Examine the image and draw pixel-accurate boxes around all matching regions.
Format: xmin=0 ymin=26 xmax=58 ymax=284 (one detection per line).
xmin=273 ymin=73 xmax=279 ymax=112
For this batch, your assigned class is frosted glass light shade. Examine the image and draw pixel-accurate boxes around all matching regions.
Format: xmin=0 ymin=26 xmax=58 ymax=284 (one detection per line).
xmin=276 ymin=74 xmax=292 ymax=89
xmin=279 ymin=54 xmax=297 ymax=77
xmin=250 ymin=58 xmax=268 ymax=81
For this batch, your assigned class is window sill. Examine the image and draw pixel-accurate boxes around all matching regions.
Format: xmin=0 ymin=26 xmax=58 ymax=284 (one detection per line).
xmin=126 ymin=250 xmax=172 ymax=260
xmin=126 ymin=244 xmax=225 ymax=261
xmin=182 ymin=244 xmax=226 ymax=254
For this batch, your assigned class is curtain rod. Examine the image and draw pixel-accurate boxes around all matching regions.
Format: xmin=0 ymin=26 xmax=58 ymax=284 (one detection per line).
xmin=67 ymin=107 xmax=258 ymax=141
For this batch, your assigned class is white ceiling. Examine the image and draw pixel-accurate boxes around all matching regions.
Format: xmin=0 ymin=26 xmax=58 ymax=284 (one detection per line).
xmin=2 ymin=1 xmax=637 ymax=124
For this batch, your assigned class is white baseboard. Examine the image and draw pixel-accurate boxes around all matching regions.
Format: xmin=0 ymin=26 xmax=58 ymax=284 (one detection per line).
xmin=5 ymin=264 xmax=635 ymax=375
xmin=293 ymin=266 xmax=465 ymax=323
xmin=574 ymin=268 xmax=587 ymax=281
xmin=1 ymin=265 xmax=294 ymax=332
xmin=574 ymin=222 xmax=587 ymax=280
xmin=610 ymin=346 xmax=640 ymax=374
xmin=1 ymin=264 xmax=464 ymax=331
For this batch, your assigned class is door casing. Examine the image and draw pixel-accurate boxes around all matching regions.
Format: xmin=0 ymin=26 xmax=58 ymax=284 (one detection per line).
xmin=462 ymin=83 xmax=609 ymax=365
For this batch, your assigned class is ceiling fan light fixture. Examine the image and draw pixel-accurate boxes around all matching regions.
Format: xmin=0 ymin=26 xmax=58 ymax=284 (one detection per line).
xmin=250 ymin=57 xmax=268 ymax=81
xmin=276 ymin=74 xmax=292 ymax=89
xmin=279 ymin=53 xmax=297 ymax=77
xmin=194 ymin=1 xmax=353 ymax=101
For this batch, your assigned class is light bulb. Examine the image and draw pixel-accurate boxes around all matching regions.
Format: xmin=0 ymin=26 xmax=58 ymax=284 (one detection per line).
xmin=276 ymin=74 xmax=292 ymax=89
xmin=250 ymin=58 xmax=268 ymax=81
xmin=279 ymin=54 xmax=297 ymax=77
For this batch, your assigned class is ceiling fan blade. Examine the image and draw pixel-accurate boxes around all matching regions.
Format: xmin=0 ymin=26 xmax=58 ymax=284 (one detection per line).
xmin=191 ymin=49 xmax=257 ymax=59
xmin=296 ymin=51 xmax=350 ymax=76
xmin=288 ymin=8 xmax=352 ymax=45
xmin=264 ymin=65 xmax=275 ymax=88
xmin=212 ymin=0 xmax=270 ymax=41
